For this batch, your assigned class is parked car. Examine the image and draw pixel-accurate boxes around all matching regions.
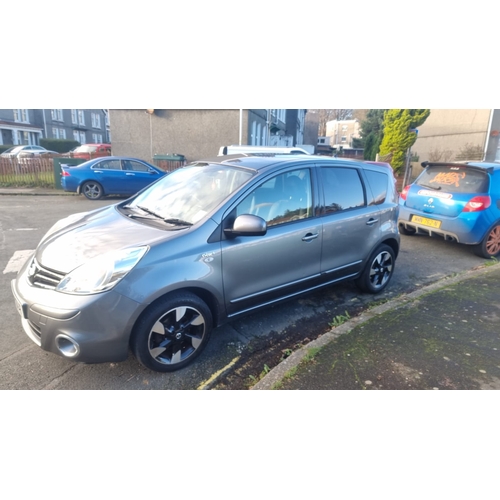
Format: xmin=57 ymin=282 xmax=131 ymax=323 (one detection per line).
xmin=69 ymin=143 xmax=111 ymax=160
xmin=364 ymin=161 xmax=397 ymax=182
xmin=1 ymin=145 xmax=57 ymax=158
xmin=398 ymin=161 xmax=500 ymax=258
xmin=61 ymin=156 xmax=167 ymax=200
xmin=12 ymin=155 xmax=400 ymax=372
xmin=218 ymin=145 xmax=310 ymax=156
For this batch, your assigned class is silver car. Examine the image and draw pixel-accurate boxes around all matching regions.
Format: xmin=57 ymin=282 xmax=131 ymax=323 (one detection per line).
xmin=11 ymin=155 xmax=400 ymax=372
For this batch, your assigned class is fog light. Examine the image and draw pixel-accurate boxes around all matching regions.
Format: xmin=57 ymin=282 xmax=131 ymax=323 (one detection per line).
xmin=55 ymin=335 xmax=80 ymax=357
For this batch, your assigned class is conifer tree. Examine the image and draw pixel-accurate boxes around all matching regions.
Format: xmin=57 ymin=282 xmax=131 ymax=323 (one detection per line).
xmin=378 ymin=109 xmax=430 ymax=172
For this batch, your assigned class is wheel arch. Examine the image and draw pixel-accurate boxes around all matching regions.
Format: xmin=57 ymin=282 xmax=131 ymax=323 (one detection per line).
xmin=131 ymin=286 xmax=223 ymax=338
xmin=379 ymin=236 xmax=400 ymax=258
xmin=78 ymin=179 xmax=106 ymax=196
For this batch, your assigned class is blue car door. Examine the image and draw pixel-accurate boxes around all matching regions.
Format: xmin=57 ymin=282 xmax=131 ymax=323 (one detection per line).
xmin=121 ymin=160 xmax=161 ymax=193
xmin=91 ymin=159 xmax=128 ymax=194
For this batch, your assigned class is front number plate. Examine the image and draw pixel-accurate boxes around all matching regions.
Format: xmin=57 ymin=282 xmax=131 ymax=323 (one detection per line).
xmin=411 ymin=215 xmax=442 ymax=229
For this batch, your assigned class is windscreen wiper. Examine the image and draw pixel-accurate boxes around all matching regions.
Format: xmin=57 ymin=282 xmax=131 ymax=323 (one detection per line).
xmin=135 ymin=206 xmax=192 ymax=226
xmin=161 ymin=218 xmax=193 ymax=226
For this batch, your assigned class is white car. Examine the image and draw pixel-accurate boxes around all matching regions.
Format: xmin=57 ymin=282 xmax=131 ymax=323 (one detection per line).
xmin=1 ymin=145 xmax=57 ymax=158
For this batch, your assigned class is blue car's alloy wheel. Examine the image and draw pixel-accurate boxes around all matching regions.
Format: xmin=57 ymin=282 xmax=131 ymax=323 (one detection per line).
xmin=82 ymin=181 xmax=103 ymax=200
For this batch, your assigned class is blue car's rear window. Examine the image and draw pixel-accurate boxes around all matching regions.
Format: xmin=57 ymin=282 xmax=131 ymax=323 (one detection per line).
xmin=416 ymin=166 xmax=489 ymax=194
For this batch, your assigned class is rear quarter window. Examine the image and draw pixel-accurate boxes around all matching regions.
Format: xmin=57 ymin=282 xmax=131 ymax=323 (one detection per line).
xmin=364 ymin=170 xmax=388 ymax=205
xmin=417 ymin=166 xmax=489 ymax=193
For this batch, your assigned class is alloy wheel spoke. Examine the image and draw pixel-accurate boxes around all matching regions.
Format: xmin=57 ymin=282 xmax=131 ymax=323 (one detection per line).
xmin=185 ymin=334 xmax=203 ymax=349
xmin=171 ymin=347 xmax=182 ymax=364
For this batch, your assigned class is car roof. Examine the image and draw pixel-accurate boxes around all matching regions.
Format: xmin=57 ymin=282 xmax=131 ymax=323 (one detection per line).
xmin=191 ymin=154 xmax=383 ymax=173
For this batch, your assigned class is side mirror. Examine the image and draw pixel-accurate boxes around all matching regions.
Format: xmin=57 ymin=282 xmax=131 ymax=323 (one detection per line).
xmin=224 ymin=214 xmax=267 ymax=237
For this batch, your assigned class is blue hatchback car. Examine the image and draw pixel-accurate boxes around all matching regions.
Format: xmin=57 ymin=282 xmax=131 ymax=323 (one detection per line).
xmin=61 ymin=156 xmax=167 ymax=200
xmin=398 ymin=161 xmax=500 ymax=258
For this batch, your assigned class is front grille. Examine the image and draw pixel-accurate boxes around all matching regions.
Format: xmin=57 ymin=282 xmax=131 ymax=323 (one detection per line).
xmin=28 ymin=259 xmax=66 ymax=290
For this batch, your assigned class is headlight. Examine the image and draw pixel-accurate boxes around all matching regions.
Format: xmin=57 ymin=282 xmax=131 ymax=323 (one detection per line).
xmin=56 ymin=246 xmax=148 ymax=295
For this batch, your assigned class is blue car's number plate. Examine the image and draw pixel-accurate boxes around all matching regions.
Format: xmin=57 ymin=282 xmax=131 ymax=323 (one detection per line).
xmin=411 ymin=215 xmax=441 ymax=229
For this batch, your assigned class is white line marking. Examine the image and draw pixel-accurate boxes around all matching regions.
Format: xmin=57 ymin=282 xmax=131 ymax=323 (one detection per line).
xmin=3 ymin=250 xmax=34 ymax=274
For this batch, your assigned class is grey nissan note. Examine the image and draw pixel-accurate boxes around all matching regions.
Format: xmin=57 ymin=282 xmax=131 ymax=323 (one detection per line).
xmin=11 ymin=155 xmax=400 ymax=372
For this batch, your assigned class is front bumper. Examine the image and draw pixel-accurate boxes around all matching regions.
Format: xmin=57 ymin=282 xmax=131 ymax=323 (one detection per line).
xmin=11 ymin=268 xmax=143 ymax=364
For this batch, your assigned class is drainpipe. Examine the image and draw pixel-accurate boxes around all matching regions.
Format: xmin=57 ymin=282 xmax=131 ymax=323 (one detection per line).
xmin=483 ymin=109 xmax=494 ymax=161
xmin=42 ymin=109 xmax=48 ymax=140
xmin=239 ymin=109 xmax=243 ymax=145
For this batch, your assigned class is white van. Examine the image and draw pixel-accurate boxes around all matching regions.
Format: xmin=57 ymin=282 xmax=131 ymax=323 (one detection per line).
xmin=218 ymin=145 xmax=310 ymax=156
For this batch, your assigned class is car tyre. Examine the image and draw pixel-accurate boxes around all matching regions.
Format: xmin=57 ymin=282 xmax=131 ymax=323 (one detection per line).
xmin=82 ymin=181 xmax=104 ymax=200
xmin=474 ymin=223 xmax=500 ymax=259
xmin=399 ymin=223 xmax=416 ymax=236
xmin=130 ymin=292 xmax=213 ymax=372
xmin=356 ymin=244 xmax=396 ymax=294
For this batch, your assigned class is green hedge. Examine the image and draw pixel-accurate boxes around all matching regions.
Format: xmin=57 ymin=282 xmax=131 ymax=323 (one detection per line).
xmin=40 ymin=138 xmax=80 ymax=153
xmin=0 ymin=144 xmax=14 ymax=154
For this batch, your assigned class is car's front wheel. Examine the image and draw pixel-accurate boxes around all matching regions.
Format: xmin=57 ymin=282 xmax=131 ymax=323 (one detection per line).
xmin=474 ymin=223 xmax=500 ymax=259
xmin=81 ymin=181 xmax=104 ymax=200
xmin=130 ymin=292 xmax=213 ymax=372
xmin=356 ymin=244 xmax=396 ymax=294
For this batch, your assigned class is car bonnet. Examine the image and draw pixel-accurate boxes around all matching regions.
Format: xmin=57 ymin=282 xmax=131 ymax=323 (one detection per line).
xmin=35 ymin=205 xmax=176 ymax=274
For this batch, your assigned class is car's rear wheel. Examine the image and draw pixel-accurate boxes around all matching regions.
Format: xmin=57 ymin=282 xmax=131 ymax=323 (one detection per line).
xmin=130 ymin=292 xmax=213 ymax=372
xmin=399 ymin=223 xmax=417 ymax=236
xmin=82 ymin=181 xmax=104 ymax=200
xmin=356 ymin=244 xmax=396 ymax=294
xmin=474 ymin=224 xmax=500 ymax=259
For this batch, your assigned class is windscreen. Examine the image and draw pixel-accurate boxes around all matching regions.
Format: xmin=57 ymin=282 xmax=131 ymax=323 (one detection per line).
xmin=416 ymin=166 xmax=489 ymax=193
xmin=129 ymin=164 xmax=254 ymax=224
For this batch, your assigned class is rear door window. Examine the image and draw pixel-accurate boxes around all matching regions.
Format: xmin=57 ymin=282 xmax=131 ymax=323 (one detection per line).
xmin=94 ymin=159 xmax=122 ymax=170
xmin=320 ymin=167 xmax=365 ymax=213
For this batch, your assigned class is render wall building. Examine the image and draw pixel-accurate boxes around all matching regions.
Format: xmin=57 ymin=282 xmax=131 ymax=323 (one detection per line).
xmin=108 ymin=109 xmax=307 ymax=162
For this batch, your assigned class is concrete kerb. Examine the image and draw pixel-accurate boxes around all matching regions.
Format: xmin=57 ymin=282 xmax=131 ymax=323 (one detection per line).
xmin=251 ymin=263 xmax=499 ymax=390
xmin=0 ymin=188 xmax=74 ymax=196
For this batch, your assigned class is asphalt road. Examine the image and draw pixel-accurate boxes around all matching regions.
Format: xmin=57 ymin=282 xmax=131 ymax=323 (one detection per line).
xmin=0 ymin=194 xmax=489 ymax=389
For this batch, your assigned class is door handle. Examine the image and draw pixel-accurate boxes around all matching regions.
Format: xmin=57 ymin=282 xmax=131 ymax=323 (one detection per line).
xmin=126 ymin=173 xmax=135 ymax=176
xmin=366 ymin=218 xmax=379 ymax=226
xmin=302 ymin=233 xmax=319 ymax=242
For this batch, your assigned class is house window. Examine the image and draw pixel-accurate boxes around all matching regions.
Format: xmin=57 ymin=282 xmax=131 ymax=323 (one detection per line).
xmin=51 ymin=109 xmax=63 ymax=121
xmin=17 ymin=131 xmax=29 ymax=144
xmin=92 ymin=133 xmax=103 ymax=143
xmin=74 ymin=130 xmax=86 ymax=143
xmin=341 ymin=136 xmax=347 ymax=143
xmin=342 ymin=125 xmax=348 ymax=132
xmin=91 ymin=112 xmax=101 ymax=129
xmin=52 ymin=127 xmax=59 ymax=139
xmin=13 ymin=109 xmax=29 ymax=123
xmin=78 ymin=110 xmax=85 ymax=126
xmin=59 ymin=128 xmax=66 ymax=139
xmin=71 ymin=109 xmax=78 ymax=124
